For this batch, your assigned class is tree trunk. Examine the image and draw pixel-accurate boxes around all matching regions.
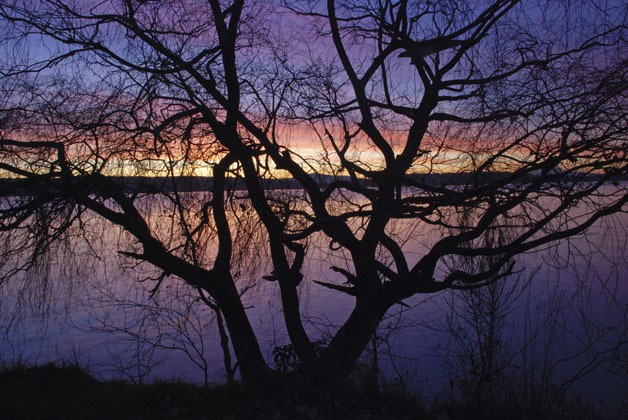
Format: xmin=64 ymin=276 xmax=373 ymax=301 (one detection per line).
xmin=210 ymin=279 xmax=269 ymax=380
xmin=310 ymin=294 xmax=390 ymax=380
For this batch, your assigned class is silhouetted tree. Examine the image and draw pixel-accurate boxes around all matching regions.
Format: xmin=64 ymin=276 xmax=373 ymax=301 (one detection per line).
xmin=0 ymin=0 xmax=625 ymax=381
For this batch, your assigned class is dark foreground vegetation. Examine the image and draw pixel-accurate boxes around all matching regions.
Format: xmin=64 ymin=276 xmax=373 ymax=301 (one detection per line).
xmin=0 ymin=363 xmax=612 ymax=420
xmin=0 ymin=363 xmax=426 ymax=420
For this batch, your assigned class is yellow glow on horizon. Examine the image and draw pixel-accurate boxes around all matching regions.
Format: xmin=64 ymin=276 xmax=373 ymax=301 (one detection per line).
xmin=1 ymin=121 xmax=551 ymax=180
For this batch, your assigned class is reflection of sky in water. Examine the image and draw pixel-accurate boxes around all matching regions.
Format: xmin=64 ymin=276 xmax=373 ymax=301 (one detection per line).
xmin=1 ymin=194 xmax=626 ymax=412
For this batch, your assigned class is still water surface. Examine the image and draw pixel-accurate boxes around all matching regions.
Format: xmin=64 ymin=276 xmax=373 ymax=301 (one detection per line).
xmin=1 ymin=192 xmax=626 ymax=412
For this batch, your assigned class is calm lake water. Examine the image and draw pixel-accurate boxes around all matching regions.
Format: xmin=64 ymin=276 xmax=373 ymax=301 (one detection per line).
xmin=1 ymin=188 xmax=627 ymax=413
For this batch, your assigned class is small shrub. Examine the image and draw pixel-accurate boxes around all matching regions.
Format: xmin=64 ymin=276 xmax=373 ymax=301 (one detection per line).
xmin=272 ymin=339 xmax=328 ymax=372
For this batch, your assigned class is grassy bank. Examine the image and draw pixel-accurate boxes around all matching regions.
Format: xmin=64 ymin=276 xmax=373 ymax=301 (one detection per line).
xmin=1 ymin=363 xmax=615 ymax=419
xmin=0 ymin=363 xmax=427 ymax=420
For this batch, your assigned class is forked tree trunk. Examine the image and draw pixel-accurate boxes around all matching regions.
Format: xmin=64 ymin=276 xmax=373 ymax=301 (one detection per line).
xmin=209 ymin=279 xmax=269 ymax=380
xmin=309 ymin=294 xmax=391 ymax=380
